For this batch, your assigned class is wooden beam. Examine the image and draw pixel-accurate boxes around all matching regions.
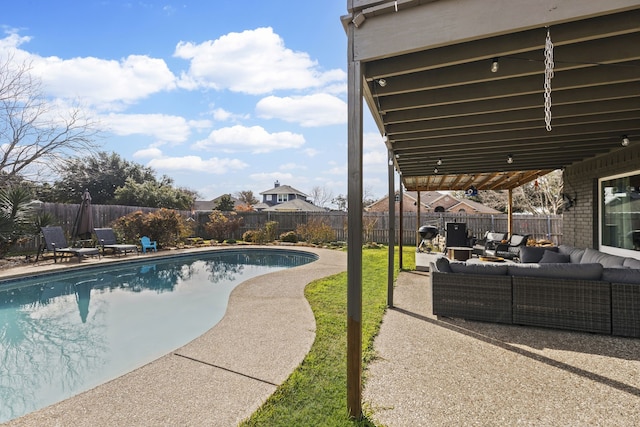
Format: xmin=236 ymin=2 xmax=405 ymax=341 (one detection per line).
xmin=346 ymin=20 xmax=363 ymax=420
xmin=388 ymin=153 xmax=395 ymax=308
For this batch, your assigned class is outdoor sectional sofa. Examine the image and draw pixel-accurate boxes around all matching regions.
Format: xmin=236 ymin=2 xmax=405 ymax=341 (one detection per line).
xmin=430 ymin=245 xmax=640 ymax=337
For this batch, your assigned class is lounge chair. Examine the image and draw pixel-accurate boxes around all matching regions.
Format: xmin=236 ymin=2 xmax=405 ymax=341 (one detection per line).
xmin=472 ymin=231 xmax=507 ymax=256
xmin=140 ymin=236 xmax=157 ymax=253
xmin=38 ymin=226 xmax=100 ymax=263
xmin=94 ymin=228 xmax=138 ymax=256
xmin=486 ymin=234 xmax=530 ymax=260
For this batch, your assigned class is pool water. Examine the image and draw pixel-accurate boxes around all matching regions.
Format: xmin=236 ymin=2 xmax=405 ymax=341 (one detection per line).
xmin=0 ymin=249 xmax=315 ymax=423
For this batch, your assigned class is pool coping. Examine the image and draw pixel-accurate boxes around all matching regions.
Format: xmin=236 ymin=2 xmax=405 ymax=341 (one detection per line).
xmin=3 ymin=245 xmax=347 ymax=426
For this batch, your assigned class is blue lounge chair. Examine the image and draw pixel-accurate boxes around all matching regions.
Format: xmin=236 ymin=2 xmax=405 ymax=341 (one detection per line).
xmin=140 ymin=236 xmax=157 ymax=253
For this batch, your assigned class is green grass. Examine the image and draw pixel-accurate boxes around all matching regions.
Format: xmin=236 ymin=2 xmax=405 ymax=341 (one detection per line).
xmin=241 ymin=246 xmax=415 ymax=426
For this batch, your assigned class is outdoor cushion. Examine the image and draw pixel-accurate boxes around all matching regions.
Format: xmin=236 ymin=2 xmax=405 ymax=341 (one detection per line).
xmin=434 ymin=256 xmax=452 ymax=273
xmin=449 ymin=262 xmax=509 ymax=276
xmin=508 ymin=263 xmax=603 ymax=280
xmin=557 ymin=245 xmax=585 ymax=263
xmin=623 ymin=258 xmax=640 ymax=269
xmin=581 ymin=248 xmax=626 ymax=268
xmin=602 ymin=268 xmax=640 ymax=284
xmin=539 ymin=250 xmax=570 ymax=264
xmin=520 ymin=246 xmax=558 ymax=263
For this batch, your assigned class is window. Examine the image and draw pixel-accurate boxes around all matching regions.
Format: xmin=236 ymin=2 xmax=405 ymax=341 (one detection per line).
xmin=277 ymin=194 xmax=288 ymax=203
xmin=599 ymin=170 xmax=640 ymax=256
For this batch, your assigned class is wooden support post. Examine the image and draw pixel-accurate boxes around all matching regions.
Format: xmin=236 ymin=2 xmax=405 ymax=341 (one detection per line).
xmin=399 ymin=175 xmax=403 ymax=269
xmin=388 ymin=151 xmax=395 ymax=308
xmin=346 ymin=16 xmax=363 ymax=420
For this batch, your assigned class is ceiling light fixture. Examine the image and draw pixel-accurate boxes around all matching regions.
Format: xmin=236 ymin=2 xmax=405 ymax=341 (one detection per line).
xmin=434 ymin=167 xmax=439 ymax=174
xmin=622 ymin=135 xmax=630 ymax=147
xmin=436 ymin=158 xmax=442 ymax=166
xmin=507 ymin=154 xmax=513 ymax=164
xmin=491 ymin=58 xmax=499 ymax=73
xmin=377 ymin=78 xmax=387 ymax=87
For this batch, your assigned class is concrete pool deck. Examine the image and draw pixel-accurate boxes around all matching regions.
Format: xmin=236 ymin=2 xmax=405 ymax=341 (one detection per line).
xmin=2 ymin=246 xmax=347 ymax=426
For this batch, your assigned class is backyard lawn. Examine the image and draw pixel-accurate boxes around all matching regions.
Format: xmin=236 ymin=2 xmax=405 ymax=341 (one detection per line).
xmin=241 ymin=246 xmax=416 ymax=426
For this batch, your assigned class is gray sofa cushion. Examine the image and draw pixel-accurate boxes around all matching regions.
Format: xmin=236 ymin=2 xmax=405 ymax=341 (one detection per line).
xmin=520 ymin=246 xmax=558 ymax=263
xmin=449 ymin=262 xmax=509 ymax=276
xmin=508 ymin=263 xmax=603 ymax=280
xmin=433 ymin=256 xmax=452 ymax=273
xmin=557 ymin=245 xmax=585 ymax=263
xmin=581 ymin=248 xmax=626 ymax=268
xmin=602 ymin=268 xmax=640 ymax=284
xmin=539 ymin=250 xmax=570 ymax=264
xmin=623 ymin=257 xmax=640 ymax=269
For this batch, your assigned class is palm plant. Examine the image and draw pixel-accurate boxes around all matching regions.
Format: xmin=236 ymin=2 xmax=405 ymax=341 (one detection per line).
xmin=0 ymin=187 xmax=42 ymax=257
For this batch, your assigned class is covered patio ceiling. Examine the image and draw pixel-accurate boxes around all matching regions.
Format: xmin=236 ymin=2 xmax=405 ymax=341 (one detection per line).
xmin=347 ymin=2 xmax=640 ymax=191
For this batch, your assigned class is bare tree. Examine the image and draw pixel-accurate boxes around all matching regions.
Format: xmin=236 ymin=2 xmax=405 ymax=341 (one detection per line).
xmin=0 ymin=57 xmax=98 ymax=185
xmin=308 ymin=185 xmax=334 ymax=208
xmin=234 ymin=190 xmax=259 ymax=206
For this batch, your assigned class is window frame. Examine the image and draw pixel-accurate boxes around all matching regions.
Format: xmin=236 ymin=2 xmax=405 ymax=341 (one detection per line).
xmin=598 ymin=169 xmax=640 ymax=258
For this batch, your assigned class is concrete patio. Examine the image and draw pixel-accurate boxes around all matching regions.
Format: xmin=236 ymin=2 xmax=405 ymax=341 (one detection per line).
xmin=364 ymin=270 xmax=640 ymax=426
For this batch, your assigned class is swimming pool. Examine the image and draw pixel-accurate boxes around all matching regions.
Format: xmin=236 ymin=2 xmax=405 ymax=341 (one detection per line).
xmin=0 ymin=249 xmax=316 ymax=423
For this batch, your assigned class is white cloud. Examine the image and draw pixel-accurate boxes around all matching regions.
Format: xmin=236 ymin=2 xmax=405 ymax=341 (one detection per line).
xmin=212 ymin=107 xmax=249 ymax=122
xmin=364 ymin=150 xmax=388 ymax=167
xmin=133 ymin=147 xmax=163 ymax=159
xmin=192 ymin=125 xmax=305 ymax=153
xmin=256 ymin=93 xmax=346 ymax=127
xmin=174 ymin=27 xmax=345 ymax=95
xmin=33 ymin=55 xmax=176 ymax=110
xmin=1 ymin=31 xmax=176 ymax=111
xmin=302 ymin=148 xmax=320 ymax=157
xmin=103 ymin=113 xmax=191 ymax=144
xmin=148 ymin=155 xmax=248 ymax=174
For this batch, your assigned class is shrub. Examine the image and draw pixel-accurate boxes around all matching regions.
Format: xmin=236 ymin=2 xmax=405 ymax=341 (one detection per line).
xmin=112 ymin=208 xmax=192 ymax=248
xmin=295 ymin=218 xmax=336 ymax=245
xmin=242 ymin=229 xmax=266 ymax=244
xmin=204 ymin=211 xmax=243 ymax=243
xmin=264 ymin=221 xmax=278 ymax=242
xmin=279 ymin=231 xmax=298 ymax=243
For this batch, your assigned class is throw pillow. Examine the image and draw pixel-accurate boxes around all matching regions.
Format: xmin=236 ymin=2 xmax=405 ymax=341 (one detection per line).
xmin=520 ymin=246 xmax=558 ymax=263
xmin=539 ymin=250 xmax=570 ymax=264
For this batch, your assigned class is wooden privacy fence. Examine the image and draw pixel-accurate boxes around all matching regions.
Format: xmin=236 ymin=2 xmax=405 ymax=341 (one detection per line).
xmin=15 ymin=203 xmax=563 ymax=253
xmin=191 ymin=210 xmax=562 ymax=246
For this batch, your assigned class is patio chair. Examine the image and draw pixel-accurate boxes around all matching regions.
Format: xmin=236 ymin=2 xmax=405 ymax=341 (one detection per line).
xmin=487 ymin=234 xmax=530 ymax=260
xmin=38 ymin=226 xmax=100 ymax=263
xmin=140 ymin=236 xmax=157 ymax=253
xmin=472 ymin=231 xmax=507 ymax=256
xmin=94 ymin=228 xmax=138 ymax=256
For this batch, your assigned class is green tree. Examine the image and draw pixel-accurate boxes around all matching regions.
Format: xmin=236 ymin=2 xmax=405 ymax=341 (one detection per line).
xmin=215 ymin=194 xmax=236 ymax=211
xmin=113 ymin=177 xmax=196 ymax=210
xmin=50 ymin=152 xmax=156 ymax=204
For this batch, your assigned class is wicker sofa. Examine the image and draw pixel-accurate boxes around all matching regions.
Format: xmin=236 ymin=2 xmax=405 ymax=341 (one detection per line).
xmin=431 ymin=245 xmax=640 ymax=337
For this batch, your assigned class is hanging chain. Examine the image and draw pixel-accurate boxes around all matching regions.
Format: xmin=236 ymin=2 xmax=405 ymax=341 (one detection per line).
xmin=544 ymin=28 xmax=554 ymax=131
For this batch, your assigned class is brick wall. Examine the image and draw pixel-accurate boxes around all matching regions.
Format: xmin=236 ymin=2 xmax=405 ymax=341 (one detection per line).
xmin=563 ymin=144 xmax=640 ymax=248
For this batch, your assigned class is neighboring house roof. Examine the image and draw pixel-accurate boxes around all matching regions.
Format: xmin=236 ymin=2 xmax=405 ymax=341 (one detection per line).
xmin=193 ymin=194 xmax=242 ymax=211
xmin=366 ymin=191 xmax=500 ymax=214
xmin=264 ymin=199 xmax=325 ymax=212
xmin=253 ymin=202 xmax=270 ymax=211
xmin=260 ymin=184 xmax=308 ymax=197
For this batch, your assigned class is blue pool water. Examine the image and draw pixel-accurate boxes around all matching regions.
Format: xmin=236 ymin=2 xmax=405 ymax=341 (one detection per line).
xmin=0 ymin=249 xmax=316 ymax=423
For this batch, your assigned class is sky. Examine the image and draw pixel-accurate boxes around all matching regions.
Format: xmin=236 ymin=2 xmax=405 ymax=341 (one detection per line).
xmin=1 ymin=1 xmax=389 ymax=205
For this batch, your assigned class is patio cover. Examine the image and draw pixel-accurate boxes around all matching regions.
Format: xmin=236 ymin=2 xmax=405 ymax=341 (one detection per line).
xmin=345 ymin=0 xmax=640 ymax=192
xmin=343 ymin=0 xmax=640 ymax=418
